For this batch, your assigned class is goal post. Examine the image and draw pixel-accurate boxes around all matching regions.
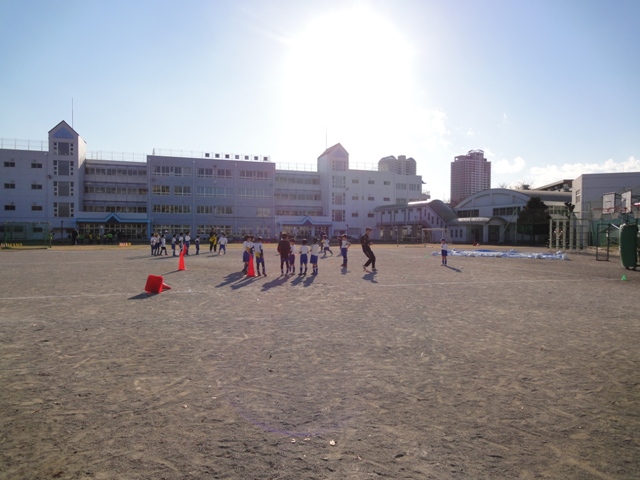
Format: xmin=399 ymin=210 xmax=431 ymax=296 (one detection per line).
xmin=421 ymin=228 xmax=451 ymax=245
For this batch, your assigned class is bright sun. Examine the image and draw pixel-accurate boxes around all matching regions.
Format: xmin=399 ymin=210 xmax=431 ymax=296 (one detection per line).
xmin=281 ymin=6 xmax=415 ymax=161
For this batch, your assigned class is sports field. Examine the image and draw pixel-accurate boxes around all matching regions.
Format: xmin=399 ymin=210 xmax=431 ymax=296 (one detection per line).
xmin=0 ymin=244 xmax=638 ymax=479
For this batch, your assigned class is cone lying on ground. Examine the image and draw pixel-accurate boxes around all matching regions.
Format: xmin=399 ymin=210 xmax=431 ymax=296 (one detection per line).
xmin=145 ymin=275 xmax=172 ymax=294
xmin=621 ymin=275 xmax=627 ymax=281
xmin=178 ymin=249 xmax=186 ymax=271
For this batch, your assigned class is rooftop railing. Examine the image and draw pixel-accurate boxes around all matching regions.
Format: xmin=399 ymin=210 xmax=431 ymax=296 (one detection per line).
xmin=0 ymin=138 xmax=47 ymax=151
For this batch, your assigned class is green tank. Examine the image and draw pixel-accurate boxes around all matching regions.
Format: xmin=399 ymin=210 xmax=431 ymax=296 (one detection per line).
xmin=619 ymin=223 xmax=638 ymax=270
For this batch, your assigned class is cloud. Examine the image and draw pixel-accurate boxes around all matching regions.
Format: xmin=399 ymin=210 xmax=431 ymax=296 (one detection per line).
xmin=493 ymin=156 xmax=526 ymax=174
xmin=529 ymin=156 xmax=640 ymax=187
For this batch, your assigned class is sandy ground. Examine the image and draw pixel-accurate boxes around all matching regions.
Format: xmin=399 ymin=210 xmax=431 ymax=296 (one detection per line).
xmin=0 ymin=243 xmax=638 ymax=480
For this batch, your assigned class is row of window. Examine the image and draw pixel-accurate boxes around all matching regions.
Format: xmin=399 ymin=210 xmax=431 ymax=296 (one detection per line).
xmin=83 ymin=205 xmax=148 ymax=213
xmin=86 ymin=167 xmax=147 ymax=176
xmin=3 ymin=161 xmax=43 ymax=168
xmin=84 ymin=186 xmax=148 ymax=195
xmin=152 ymin=166 xmax=272 ymax=180
xmin=152 ymin=185 xmax=273 ymax=198
xmin=11 ymin=202 xmax=77 ymax=217
xmin=275 ymin=192 xmax=321 ymax=201
xmin=276 ymin=176 xmax=320 ymax=185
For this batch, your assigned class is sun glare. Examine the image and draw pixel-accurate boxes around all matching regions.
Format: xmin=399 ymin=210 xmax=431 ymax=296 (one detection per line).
xmin=281 ymin=6 xmax=415 ymax=160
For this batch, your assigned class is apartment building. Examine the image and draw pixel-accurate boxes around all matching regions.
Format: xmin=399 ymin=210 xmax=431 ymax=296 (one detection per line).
xmin=450 ymin=149 xmax=491 ymax=206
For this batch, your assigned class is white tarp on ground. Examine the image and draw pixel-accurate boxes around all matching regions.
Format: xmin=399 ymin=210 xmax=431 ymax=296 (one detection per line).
xmin=432 ymin=249 xmax=568 ymax=260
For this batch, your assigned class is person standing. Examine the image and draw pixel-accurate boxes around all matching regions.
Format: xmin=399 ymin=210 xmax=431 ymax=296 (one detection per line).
xmin=340 ymin=234 xmax=350 ymax=268
xmin=310 ymin=237 xmax=321 ymax=275
xmin=298 ymin=239 xmax=309 ymax=275
xmin=171 ymin=234 xmax=177 ymax=256
xmin=242 ymin=234 xmax=253 ymax=275
xmin=209 ymin=230 xmax=217 ymax=253
xmin=195 ymin=235 xmax=200 ymax=255
xmin=360 ymin=227 xmax=377 ymax=272
xmin=178 ymin=232 xmax=184 ymax=254
xmin=322 ymin=235 xmax=333 ymax=257
xmin=254 ymin=236 xmax=266 ymax=276
xmin=288 ymin=238 xmax=297 ymax=275
xmin=440 ymin=238 xmax=448 ymax=266
xmin=184 ymin=231 xmax=191 ymax=255
xmin=150 ymin=233 xmax=157 ymax=255
xmin=218 ymin=233 xmax=227 ymax=255
xmin=277 ymin=233 xmax=291 ymax=275
xmin=159 ymin=234 xmax=168 ymax=256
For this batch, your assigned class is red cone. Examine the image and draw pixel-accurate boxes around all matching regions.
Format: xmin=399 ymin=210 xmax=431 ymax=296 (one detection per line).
xmin=145 ymin=275 xmax=170 ymax=294
xmin=178 ymin=249 xmax=186 ymax=271
xmin=247 ymin=253 xmax=256 ymax=277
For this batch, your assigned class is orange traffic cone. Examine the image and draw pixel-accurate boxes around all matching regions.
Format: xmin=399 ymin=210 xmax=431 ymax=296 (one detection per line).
xmin=247 ymin=254 xmax=256 ymax=277
xmin=145 ymin=275 xmax=171 ymax=294
xmin=178 ymin=249 xmax=186 ymax=271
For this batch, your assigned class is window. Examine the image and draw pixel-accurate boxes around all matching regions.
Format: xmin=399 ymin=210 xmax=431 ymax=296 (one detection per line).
xmin=396 ymin=183 xmax=407 ymax=190
xmin=368 ymin=196 xmax=375 ymax=201
xmin=332 ymin=176 xmax=345 ymax=188
xmin=152 ymin=205 xmax=192 ymax=214
xmin=174 ymin=186 xmax=191 ymax=196
xmin=152 ymin=185 xmax=170 ymax=196
xmin=197 ymin=168 xmax=213 ymax=178
xmin=332 ymin=209 xmax=345 ymax=222
xmin=367 ymin=212 xmax=375 ymax=218
xmin=332 ymin=192 xmax=345 ymax=205
xmin=4 ymin=183 xmax=15 ymax=189
xmin=197 ymin=205 xmax=214 ymax=214
xmin=257 ymin=207 xmax=271 ymax=217
xmin=4 ymin=204 xmax=16 ymax=211
xmin=53 ymin=160 xmax=73 ymax=176
xmin=383 ymin=181 xmax=390 ymax=186
xmin=352 ymin=195 xmax=359 ymax=200
xmin=215 ymin=169 xmax=233 ymax=179
xmin=32 ymin=184 xmax=43 ymax=190
xmin=4 ymin=161 xmax=15 ymax=167
xmin=54 ymin=202 xmax=74 ymax=217
xmin=351 ymin=212 xmax=359 ymax=217
xmin=352 ymin=179 xmax=359 ymax=184
xmin=409 ymin=184 xmax=420 ymax=191
xmin=54 ymin=142 xmax=73 ymax=156
xmin=31 ymin=162 xmax=43 ymax=169
xmin=216 ymin=206 xmax=233 ymax=215
xmin=368 ymin=180 xmax=375 ymax=185
xmin=383 ymin=197 xmax=390 ymax=202
xmin=32 ymin=205 xmax=43 ymax=211
xmin=53 ymin=181 xmax=74 ymax=196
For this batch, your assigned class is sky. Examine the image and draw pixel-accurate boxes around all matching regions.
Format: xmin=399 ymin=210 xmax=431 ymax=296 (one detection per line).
xmin=1 ymin=0 xmax=639 ymax=201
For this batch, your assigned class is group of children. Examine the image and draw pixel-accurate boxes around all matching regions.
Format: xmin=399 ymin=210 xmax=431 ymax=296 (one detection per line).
xmin=150 ymin=232 xmax=201 ymax=257
xmin=239 ymin=233 xmax=363 ymax=277
xmin=275 ymin=233 xmax=321 ymax=276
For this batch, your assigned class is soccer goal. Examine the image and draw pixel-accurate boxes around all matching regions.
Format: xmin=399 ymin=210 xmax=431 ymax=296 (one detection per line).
xmin=1 ymin=222 xmax=52 ymax=249
xmin=422 ymin=228 xmax=451 ymax=245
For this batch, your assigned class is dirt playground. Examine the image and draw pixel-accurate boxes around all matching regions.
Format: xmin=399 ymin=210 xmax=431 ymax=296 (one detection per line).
xmin=0 ymin=244 xmax=638 ymax=479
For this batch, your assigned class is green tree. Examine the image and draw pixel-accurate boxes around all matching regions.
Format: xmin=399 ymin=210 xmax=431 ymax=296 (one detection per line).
xmin=517 ymin=196 xmax=549 ymax=245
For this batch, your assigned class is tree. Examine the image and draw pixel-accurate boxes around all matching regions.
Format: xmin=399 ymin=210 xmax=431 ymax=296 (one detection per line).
xmin=517 ymin=196 xmax=549 ymax=245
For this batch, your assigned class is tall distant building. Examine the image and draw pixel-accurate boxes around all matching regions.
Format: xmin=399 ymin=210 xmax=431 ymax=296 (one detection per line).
xmin=378 ymin=155 xmax=417 ymax=175
xmin=450 ymin=149 xmax=491 ymax=206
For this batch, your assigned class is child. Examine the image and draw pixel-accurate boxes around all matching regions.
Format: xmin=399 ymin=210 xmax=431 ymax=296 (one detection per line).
xmin=242 ymin=235 xmax=253 ymax=274
xmin=160 ymin=234 xmax=168 ymax=256
xmin=254 ymin=236 xmax=266 ymax=276
xmin=184 ymin=231 xmax=191 ymax=255
xmin=171 ymin=234 xmax=177 ymax=256
xmin=298 ymin=239 xmax=309 ymax=275
xmin=195 ymin=235 xmax=200 ymax=255
xmin=150 ymin=233 xmax=157 ymax=256
xmin=218 ymin=233 xmax=227 ymax=255
xmin=440 ymin=238 xmax=448 ymax=266
xmin=277 ymin=233 xmax=290 ymax=275
xmin=322 ymin=235 xmax=333 ymax=257
xmin=310 ymin=237 xmax=320 ymax=275
xmin=340 ymin=234 xmax=350 ymax=268
xmin=288 ymin=238 xmax=297 ymax=274
xmin=178 ymin=232 xmax=184 ymax=254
